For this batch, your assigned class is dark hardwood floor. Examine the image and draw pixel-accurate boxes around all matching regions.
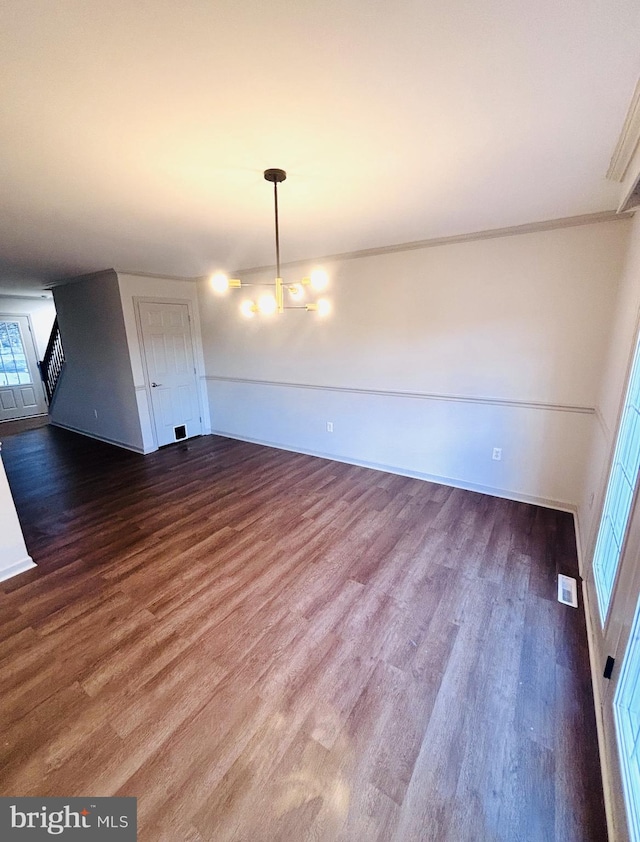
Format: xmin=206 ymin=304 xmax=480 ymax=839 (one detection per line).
xmin=0 ymin=414 xmax=48 ymax=436
xmin=0 ymin=426 xmax=607 ymax=841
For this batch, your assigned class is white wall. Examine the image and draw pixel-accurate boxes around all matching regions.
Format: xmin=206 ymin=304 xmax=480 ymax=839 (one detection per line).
xmin=117 ymin=272 xmax=211 ymax=453
xmin=199 ymin=217 xmax=631 ymax=509
xmin=50 ymin=271 xmax=144 ymax=451
xmin=578 ymin=213 xmax=640 ymax=557
xmin=0 ymin=449 xmax=35 ymax=581
xmin=0 ymin=295 xmax=56 ymax=358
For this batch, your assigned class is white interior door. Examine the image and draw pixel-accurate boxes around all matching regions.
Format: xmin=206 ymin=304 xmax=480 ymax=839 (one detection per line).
xmin=0 ymin=315 xmax=47 ymax=422
xmin=137 ymin=301 xmax=202 ymax=447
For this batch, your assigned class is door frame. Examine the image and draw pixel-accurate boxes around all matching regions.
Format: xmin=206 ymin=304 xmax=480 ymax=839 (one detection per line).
xmin=0 ymin=312 xmax=48 ymax=420
xmin=133 ymin=296 xmax=205 ymax=451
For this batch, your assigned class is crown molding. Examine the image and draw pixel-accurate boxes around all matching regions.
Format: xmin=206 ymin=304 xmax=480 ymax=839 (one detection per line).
xmin=607 ymin=78 xmax=640 ymax=182
xmin=115 ymin=269 xmax=195 ymax=282
xmin=228 ymin=210 xmax=633 ymax=277
xmin=89 ymin=211 xmax=636 ymax=287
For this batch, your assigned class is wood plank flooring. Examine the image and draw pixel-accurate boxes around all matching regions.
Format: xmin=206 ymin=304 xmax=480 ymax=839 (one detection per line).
xmin=0 ymin=427 xmax=607 ymax=841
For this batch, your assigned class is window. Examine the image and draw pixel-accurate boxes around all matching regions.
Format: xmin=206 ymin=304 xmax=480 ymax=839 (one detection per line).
xmin=0 ymin=320 xmax=32 ymax=386
xmin=615 ymin=595 xmax=640 ymax=841
xmin=593 ymin=334 xmax=640 ymax=622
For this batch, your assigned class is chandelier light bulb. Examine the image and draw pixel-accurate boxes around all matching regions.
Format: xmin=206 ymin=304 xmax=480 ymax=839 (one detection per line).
xmin=317 ymin=298 xmax=331 ymax=317
xmin=310 ymin=269 xmax=328 ymax=291
xmin=288 ymin=283 xmax=304 ymax=299
xmin=258 ymin=294 xmax=277 ymax=315
xmin=210 ymin=272 xmax=230 ymax=294
xmin=240 ymin=299 xmax=256 ymax=318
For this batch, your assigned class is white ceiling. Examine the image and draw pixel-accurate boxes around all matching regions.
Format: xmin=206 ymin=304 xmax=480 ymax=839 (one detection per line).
xmin=1 ymin=0 xmax=639 ymax=296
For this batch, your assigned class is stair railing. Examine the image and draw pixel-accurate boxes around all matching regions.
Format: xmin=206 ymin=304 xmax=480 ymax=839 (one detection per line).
xmin=39 ymin=317 xmax=65 ymax=403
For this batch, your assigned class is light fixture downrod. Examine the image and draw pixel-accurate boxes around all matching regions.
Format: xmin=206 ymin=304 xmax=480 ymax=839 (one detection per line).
xmin=264 ymin=168 xmax=286 ymax=279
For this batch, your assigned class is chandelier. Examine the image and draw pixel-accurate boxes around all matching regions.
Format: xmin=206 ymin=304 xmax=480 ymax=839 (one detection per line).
xmin=210 ymin=169 xmax=330 ymax=317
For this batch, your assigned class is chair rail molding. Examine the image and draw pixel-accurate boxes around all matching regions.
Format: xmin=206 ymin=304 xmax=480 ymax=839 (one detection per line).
xmin=204 ymin=375 xmax=596 ymax=415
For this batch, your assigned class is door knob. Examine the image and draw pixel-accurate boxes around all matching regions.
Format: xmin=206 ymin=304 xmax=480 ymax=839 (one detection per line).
xmin=151 ymin=382 xmax=162 ymax=388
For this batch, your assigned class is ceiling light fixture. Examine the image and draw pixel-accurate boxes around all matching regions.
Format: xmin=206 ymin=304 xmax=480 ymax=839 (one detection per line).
xmin=210 ymin=169 xmax=330 ymax=318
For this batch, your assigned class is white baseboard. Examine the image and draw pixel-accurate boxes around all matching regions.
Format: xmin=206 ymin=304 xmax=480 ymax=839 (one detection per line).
xmin=49 ymin=421 xmax=146 ymax=454
xmin=210 ymin=429 xmax=576 ymax=513
xmin=0 ymin=556 xmax=36 ymax=583
xmin=573 ymin=508 xmax=586 ymax=579
xmin=582 ymin=580 xmax=619 ymax=841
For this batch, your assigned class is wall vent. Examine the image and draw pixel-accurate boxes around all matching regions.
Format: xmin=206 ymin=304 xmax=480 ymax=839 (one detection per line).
xmin=557 ymin=574 xmax=578 ymax=608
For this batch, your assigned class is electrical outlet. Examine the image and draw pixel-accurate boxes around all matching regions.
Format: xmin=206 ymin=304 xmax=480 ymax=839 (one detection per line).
xmin=492 ymin=447 xmax=502 ymax=461
xmin=326 ymin=421 xmax=333 ymax=433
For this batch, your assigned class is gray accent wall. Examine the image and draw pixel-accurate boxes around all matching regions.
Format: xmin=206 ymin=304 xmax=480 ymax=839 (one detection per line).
xmin=50 ymin=270 xmax=144 ymax=452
